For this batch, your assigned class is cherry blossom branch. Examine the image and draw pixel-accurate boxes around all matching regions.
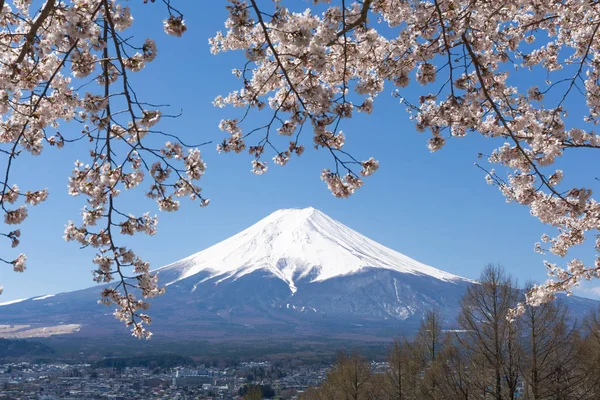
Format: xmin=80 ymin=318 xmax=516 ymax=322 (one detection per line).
xmin=327 ymin=0 xmax=372 ymax=46
xmin=463 ymin=35 xmax=566 ymax=203
xmin=212 ymin=0 xmax=378 ymax=193
xmin=14 ymin=0 xmax=55 ymax=65
xmin=0 ymin=0 xmax=203 ymax=337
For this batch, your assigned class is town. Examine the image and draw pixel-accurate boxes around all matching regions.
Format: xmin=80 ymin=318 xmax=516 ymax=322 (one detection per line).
xmin=0 ymin=359 xmax=387 ymax=399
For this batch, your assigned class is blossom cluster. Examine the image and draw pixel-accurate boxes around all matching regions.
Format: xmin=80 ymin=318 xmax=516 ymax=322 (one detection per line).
xmin=211 ymin=0 xmax=381 ymax=192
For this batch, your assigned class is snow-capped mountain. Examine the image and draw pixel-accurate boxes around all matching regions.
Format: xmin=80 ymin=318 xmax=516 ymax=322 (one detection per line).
xmin=0 ymin=207 xmax=596 ymax=340
xmin=157 ymin=207 xmax=467 ymax=293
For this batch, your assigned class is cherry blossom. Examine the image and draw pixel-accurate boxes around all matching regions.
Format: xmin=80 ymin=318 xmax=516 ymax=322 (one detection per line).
xmin=211 ymin=0 xmax=600 ymax=313
xmin=0 ymin=0 xmax=202 ymax=339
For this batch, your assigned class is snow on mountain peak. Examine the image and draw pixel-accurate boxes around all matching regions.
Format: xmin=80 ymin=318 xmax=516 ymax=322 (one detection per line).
xmin=158 ymin=207 xmax=468 ymax=293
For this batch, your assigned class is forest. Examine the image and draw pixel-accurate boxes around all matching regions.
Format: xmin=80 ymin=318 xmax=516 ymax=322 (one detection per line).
xmin=300 ymin=265 xmax=600 ymax=400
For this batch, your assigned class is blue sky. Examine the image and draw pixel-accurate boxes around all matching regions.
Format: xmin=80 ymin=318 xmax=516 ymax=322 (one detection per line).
xmin=1 ymin=1 xmax=598 ymax=302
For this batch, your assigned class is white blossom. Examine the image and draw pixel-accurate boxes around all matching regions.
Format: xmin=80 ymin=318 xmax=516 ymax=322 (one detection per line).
xmin=12 ymin=253 xmax=26 ymax=273
xmin=251 ymin=160 xmax=268 ymax=175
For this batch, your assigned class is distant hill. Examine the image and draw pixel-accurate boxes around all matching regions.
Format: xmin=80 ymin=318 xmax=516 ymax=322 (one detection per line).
xmin=0 ymin=339 xmax=55 ymax=357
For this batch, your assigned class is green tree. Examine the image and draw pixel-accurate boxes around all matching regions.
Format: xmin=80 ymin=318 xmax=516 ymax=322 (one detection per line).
xmin=244 ymin=385 xmax=263 ymax=400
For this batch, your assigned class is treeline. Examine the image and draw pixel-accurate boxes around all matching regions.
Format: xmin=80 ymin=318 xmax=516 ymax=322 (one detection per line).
xmin=301 ymin=265 xmax=600 ymax=400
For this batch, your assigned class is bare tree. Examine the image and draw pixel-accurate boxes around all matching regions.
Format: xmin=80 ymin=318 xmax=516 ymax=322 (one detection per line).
xmin=457 ymin=264 xmax=521 ymax=400
xmin=416 ymin=309 xmax=444 ymax=366
xmin=301 ymin=353 xmax=376 ymax=400
xmin=576 ymin=307 xmax=600 ymax=399
xmin=385 ymin=338 xmax=420 ymax=400
xmin=519 ymin=285 xmax=584 ymax=400
xmin=434 ymin=335 xmax=477 ymax=400
xmin=415 ymin=309 xmax=445 ymax=399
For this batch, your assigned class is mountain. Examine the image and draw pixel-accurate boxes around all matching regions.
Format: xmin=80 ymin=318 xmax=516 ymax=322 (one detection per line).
xmin=157 ymin=206 xmax=466 ymax=292
xmin=0 ymin=207 xmax=597 ymax=341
